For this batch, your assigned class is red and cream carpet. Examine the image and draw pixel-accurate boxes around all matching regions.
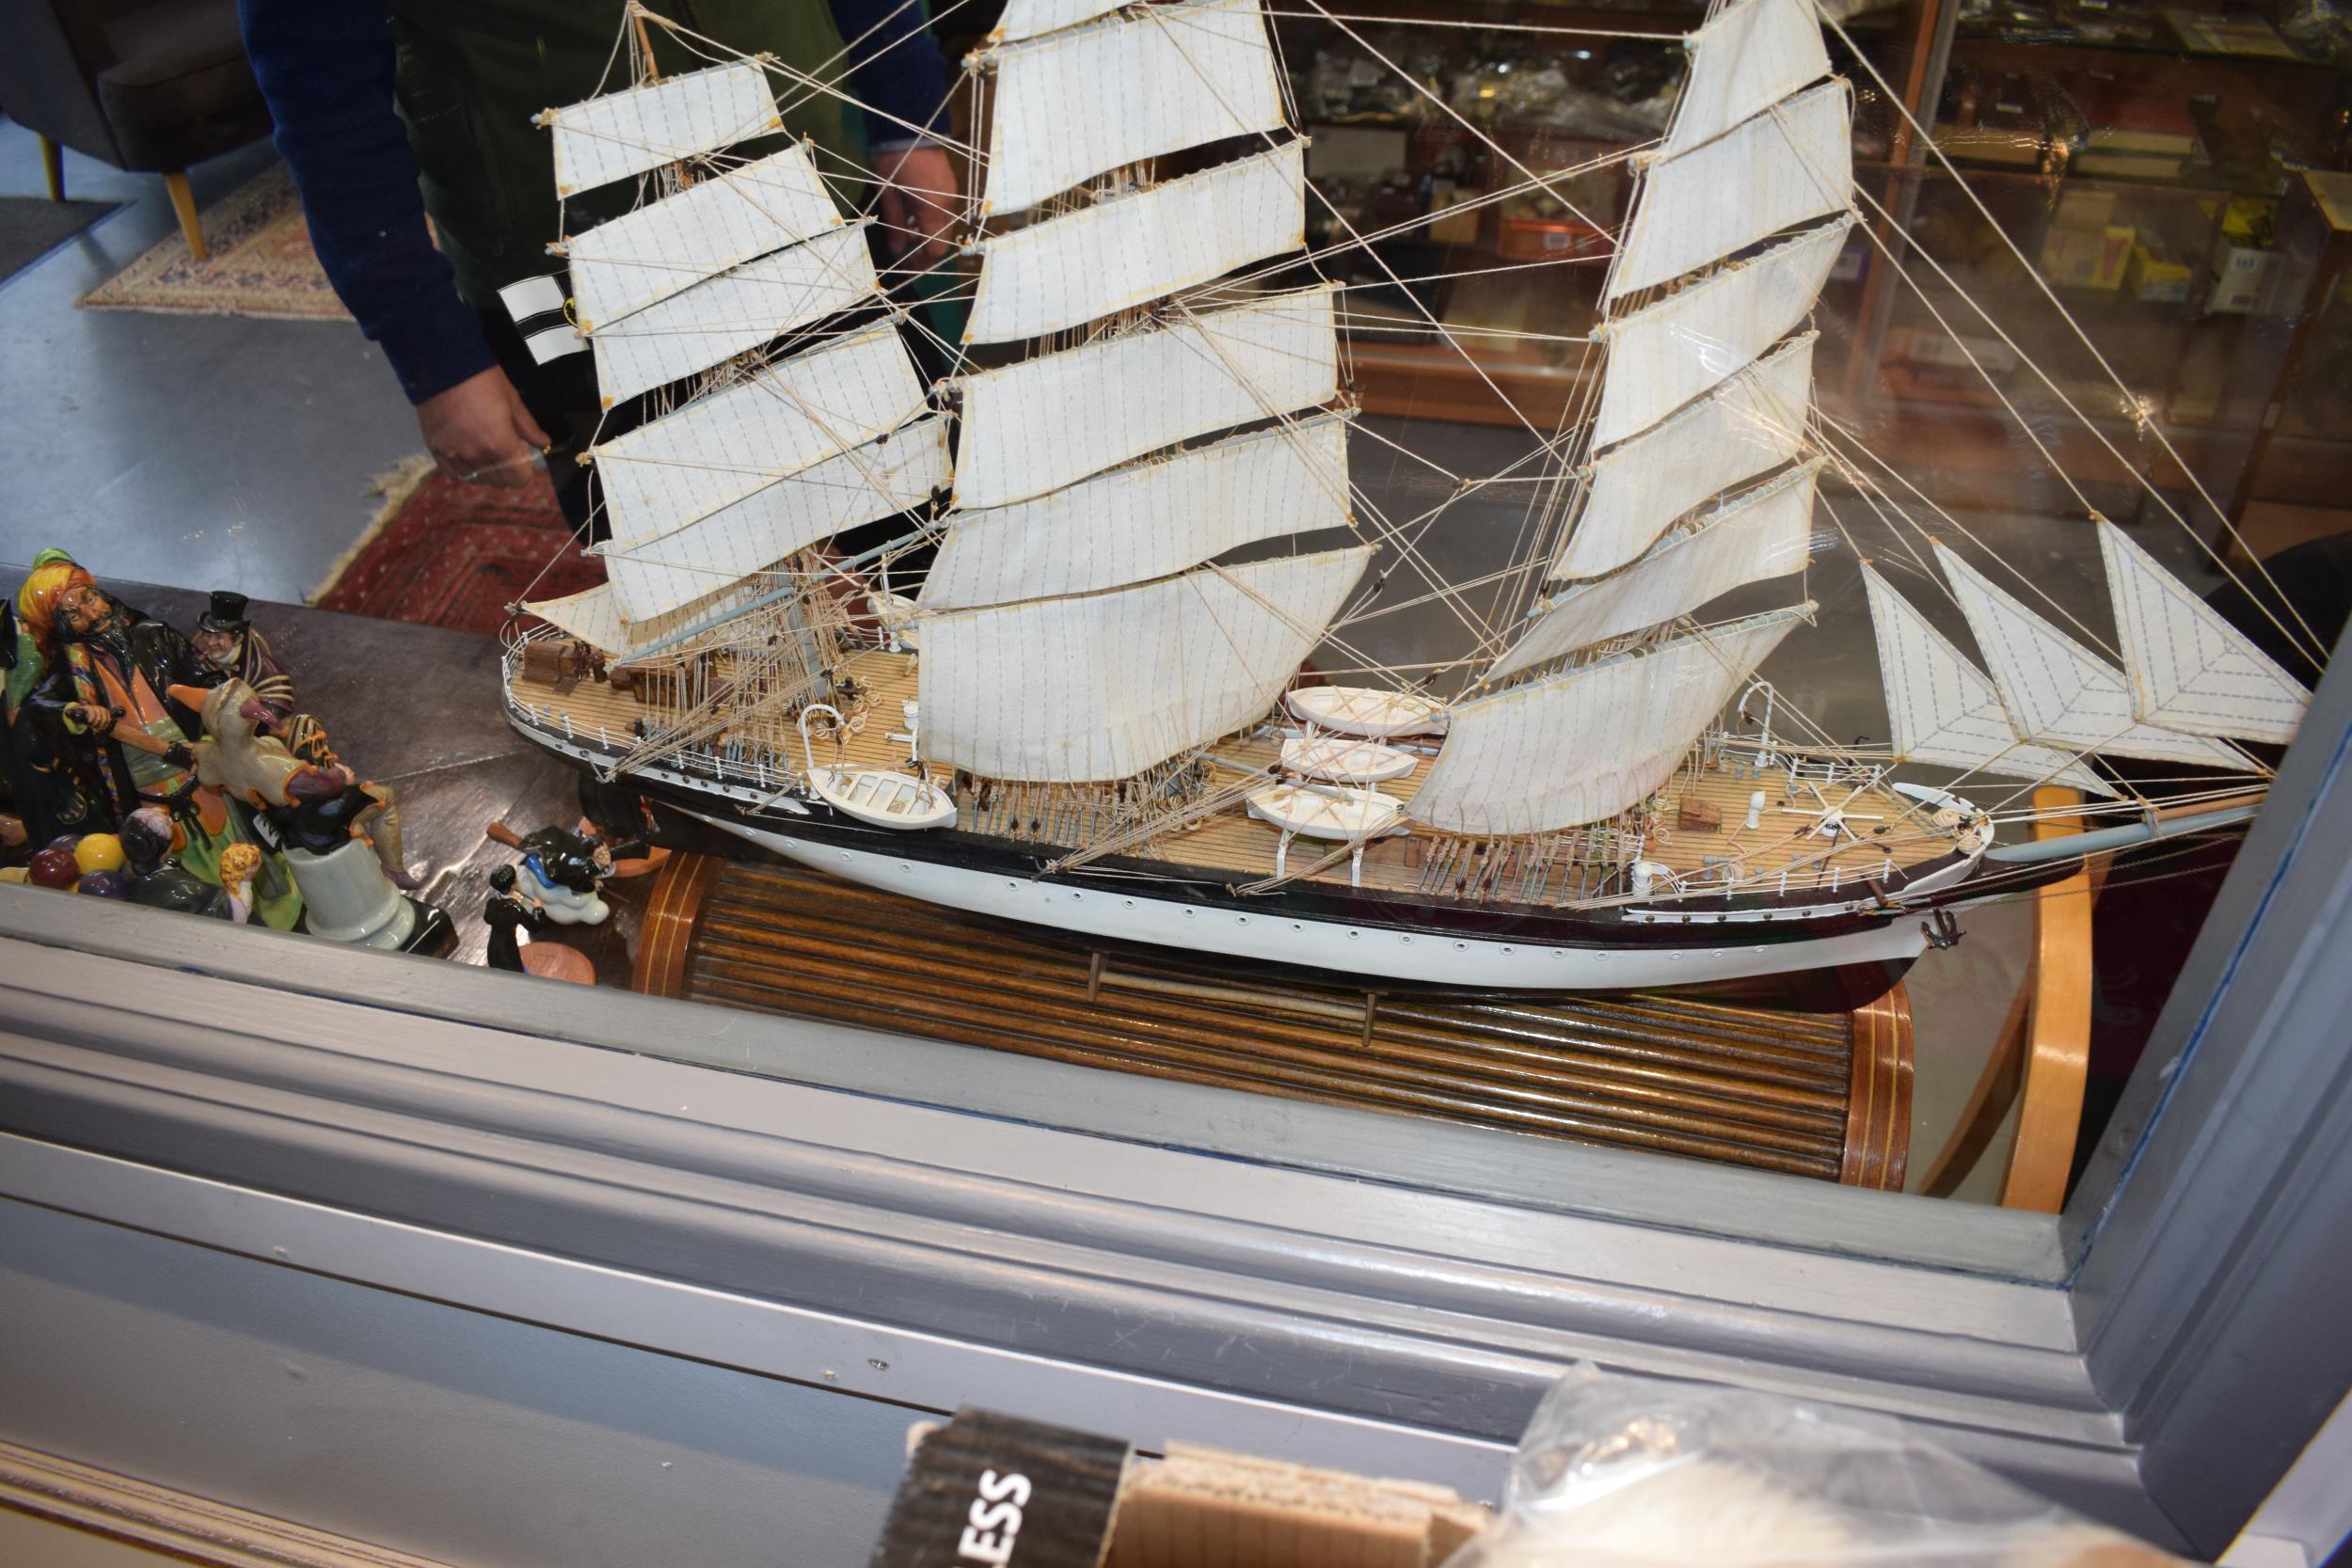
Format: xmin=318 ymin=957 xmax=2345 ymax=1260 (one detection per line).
xmin=312 ymin=461 xmax=600 ymax=635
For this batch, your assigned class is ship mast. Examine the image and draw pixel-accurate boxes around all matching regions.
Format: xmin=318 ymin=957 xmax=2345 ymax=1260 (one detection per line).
xmin=910 ymin=0 xmax=1375 ymax=785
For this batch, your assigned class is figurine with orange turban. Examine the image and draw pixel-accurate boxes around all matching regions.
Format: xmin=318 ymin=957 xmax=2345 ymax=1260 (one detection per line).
xmin=4 ymin=550 xmax=301 ymax=927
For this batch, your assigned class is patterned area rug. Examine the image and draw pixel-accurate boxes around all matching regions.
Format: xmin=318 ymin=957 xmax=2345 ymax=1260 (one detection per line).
xmin=311 ymin=457 xmax=602 ymax=634
xmin=78 ymin=164 xmax=349 ymax=320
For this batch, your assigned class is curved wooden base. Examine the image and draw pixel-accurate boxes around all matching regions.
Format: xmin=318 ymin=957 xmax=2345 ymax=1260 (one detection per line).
xmin=632 ymin=853 xmax=1915 ymax=1187
xmin=631 ymin=850 xmax=723 ymax=998
xmin=1841 ymin=984 xmax=1915 ymax=1190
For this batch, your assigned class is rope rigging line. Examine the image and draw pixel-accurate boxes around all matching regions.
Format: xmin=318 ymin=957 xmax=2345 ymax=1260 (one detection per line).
xmin=1811 ymin=2 xmax=2330 ymax=670
xmin=1136 ymin=2 xmax=1585 ymax=463
xmin=526 ymin=0 xmax=2285 ymax=882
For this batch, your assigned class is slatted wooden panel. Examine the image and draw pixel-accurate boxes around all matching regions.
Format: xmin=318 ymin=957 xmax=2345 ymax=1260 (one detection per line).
xmin=642 ymin=854 xmax=1911 ymax=1187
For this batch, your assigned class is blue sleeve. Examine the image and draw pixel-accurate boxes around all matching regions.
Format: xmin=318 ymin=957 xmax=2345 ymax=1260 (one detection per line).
xmin=237 ymin=0 xmax=497 ymax=404
xmin=826 ymin=0 xmax=951 ymax=151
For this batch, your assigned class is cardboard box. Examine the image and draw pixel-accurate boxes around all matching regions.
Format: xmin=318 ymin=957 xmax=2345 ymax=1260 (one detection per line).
xmin=1889 ymin=325 xmax=2022 ymax=375
xmin=869 ymin=1410 xmax=1490 ymax=1568
xmin=2125 ymin=240 xmax=2194 ymax=304
xmin=2054 ymin=187 xmax=2122 ymax=228
xmin=1426 ymin=181 xmax=1483 ymax=246
xmin=2041 ymin=221 xmax=2137 ymax=290
xmin=2205 ymin=242 xmax=2275 ymax=313
xmin=1676 ymin=797 xmax=1724 ymax=833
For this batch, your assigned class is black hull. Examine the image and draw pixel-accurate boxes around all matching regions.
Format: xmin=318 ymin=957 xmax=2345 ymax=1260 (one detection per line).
xmin=552 ymin=750 xmax=1996 ymax=1011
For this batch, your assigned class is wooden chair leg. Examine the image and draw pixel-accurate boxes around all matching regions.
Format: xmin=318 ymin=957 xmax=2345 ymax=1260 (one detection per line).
xmin=40 ymin=135 xmax=64 ymax=202
xmin=1917 ymin=788 xmax=2098 ymax=1209
xmin=162 ymin=170 xmax=206 ymax=260
xmin=1997 ymin=795 xmax=2096 ymax=1213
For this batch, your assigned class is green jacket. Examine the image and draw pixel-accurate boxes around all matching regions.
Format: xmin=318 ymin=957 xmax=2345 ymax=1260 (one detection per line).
xmin=385 ymin=0 xmax=862 ymax=305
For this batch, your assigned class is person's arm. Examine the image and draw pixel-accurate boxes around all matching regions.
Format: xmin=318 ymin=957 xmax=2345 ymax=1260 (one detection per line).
xmin=236 ymin=0 xmax=548 ymax=486
xmin=826 ymin=0 xmax=958 ymax=261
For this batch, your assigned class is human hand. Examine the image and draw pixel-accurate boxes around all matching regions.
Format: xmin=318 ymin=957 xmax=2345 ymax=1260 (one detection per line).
xmin=872 ymin=144 xmax=960 ymax=264
xmin=68 ymin=702 xmax=117 ymax=737
xmin=417 ymin=366 xmax=549 ymax=488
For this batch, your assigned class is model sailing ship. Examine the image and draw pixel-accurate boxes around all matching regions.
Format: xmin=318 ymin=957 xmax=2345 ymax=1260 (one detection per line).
xmin=501 ymin=0 xmax=2320 ymax=1006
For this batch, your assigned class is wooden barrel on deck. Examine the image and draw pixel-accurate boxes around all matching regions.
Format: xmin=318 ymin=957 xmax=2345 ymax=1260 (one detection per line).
xmin=636 ymin=854 xmax=1912 ymax=1188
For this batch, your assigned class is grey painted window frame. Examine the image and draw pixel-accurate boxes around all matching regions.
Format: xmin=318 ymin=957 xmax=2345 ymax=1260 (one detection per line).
xmin=1 ymin=623 xmax=2345 ymax=1557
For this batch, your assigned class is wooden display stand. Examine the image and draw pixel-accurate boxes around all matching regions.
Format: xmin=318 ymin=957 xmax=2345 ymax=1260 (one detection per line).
xmin=636 ymin=852 xmax=1913 ymax=1188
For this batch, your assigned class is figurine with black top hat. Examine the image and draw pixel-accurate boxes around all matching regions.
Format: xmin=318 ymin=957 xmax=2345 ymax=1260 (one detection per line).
xmin=190 ymin=590 xmax=295 ymax=725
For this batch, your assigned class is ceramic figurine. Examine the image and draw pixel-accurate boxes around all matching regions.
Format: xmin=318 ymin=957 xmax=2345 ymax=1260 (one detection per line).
xmin=483 ymin=864 xmax=541 ymax=972
xmin=218 ymin=842 xmax=262 ymax=924
xmin=72 ymin=831 xmax=124 ymax=877
xmin=13 ymin=552 xmax=212 ymax=831
xmin=484 ymin=819 xmax=645 ymax=927
xmin=484 ymin=863 xmax=595 ymax=985
xmin=7 ymin=551 xmax=302 ymax=927
xmin=119 ymin=805 xmax=235 ymax=919
xmin=189 ymin=590 xmax=295 ymax=724
xmin=573 ymin=783 xmax=670 ymax=880
xmin=4 ymin=571 xmax=88 ymax=849
xmin=177 ymin=678 xmax=451 ymax=953
xmin=26 ymin=846 xmax=80 ymax=890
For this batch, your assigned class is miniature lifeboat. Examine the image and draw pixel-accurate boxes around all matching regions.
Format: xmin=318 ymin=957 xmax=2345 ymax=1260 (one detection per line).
xmin=1279 ymin=734 xmax=1419 ymax=784
xmin=800 ymin=705 xmax=955 ymax=831
xmin=1246 ymin=783 xmax=1405 ymax=839
xmin=1246 ymin=781 xmax=1406 ymax=886
xmin=1285 ymin=685 xmax=1446 ymax=738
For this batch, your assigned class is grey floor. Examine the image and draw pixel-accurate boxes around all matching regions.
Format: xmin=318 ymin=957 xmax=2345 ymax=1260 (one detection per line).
xmin=0 ymin=129 xmax=419 ymax=602
xmin=3 ymin=119 xmax=2193 ymax=1205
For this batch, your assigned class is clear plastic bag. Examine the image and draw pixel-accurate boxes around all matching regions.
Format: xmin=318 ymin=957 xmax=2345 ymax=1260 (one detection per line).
xmin=1443 ymin=1367 xmax=2185 ymax=1568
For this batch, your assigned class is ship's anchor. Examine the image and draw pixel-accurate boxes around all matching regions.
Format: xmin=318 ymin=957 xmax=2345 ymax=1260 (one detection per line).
xmin=1920 ymin=910 xmax=1963 ymax=950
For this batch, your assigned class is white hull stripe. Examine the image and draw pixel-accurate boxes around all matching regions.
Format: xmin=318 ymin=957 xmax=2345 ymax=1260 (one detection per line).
xmin=697 ymin=813 xmax=1929 ymax=991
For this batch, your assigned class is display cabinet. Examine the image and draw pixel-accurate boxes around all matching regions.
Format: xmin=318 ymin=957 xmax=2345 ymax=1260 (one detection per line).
xmin=1277 ymin=0 xmax=2352 ymax=539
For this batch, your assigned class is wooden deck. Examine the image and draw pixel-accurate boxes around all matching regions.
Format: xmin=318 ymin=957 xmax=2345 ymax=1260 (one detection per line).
xmin=509 ymin=643 xmax=1967 ymax=906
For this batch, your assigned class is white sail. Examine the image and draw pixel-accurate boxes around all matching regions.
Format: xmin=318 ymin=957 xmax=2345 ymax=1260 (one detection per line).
xmin=602 ymin=418 xmax=949 ymax=621
xmin=588 ymin=223 xmax=878 ymax=404
xmin=546 ymin=61 xmax=781 ymax=196
xmin=1861 ymin=565 xmax=2117 ymax=797
xmin=590 ymin=325 xmax=927 ymax=544
xmin=1664 ymin=0 xmax=1833 ymax=156
xmin=2097 ymin=521 xmax=2309 ymax=745
xmin=1932 ymin=544 xmax=2248 ymax=769
xmin=563 ymin=145 xmax=843 ymax=330
xmin=1592 ymin=218 xmax=1849 ymax=448
xmin=992 ymin=0 xmax=1130 ymax=45
xmin=524 ymin=577 xmax=772 ymax=662
xmin=1608 ymin=82 xmax=1851 ymax=301
xmin=1408 ymin=609 xmax=1806 ymax=837
xmin=921 ymin=414 xmax=1350 ymax=610
xmin=1554 ymin=334 xmax=1814 ymax=580
xmin=918 ymin=545 xmax=1374 ymax=782
xmin=952 ymin=284 xmax=1338 ymax=509
xmin=981 ymin=0 xmax=1288 ymax=214
xmin=967 ymin=144 xmax=1307 ymax=344
xmin=1491 ymin=460 xmax=1820 ymax=684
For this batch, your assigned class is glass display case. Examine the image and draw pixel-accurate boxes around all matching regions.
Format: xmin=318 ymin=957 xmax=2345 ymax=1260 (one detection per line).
xmin=5 ymin=2 xmax=2352 ymax=1561
xmin=1255 ymin=0 xmax=2350 ymax=534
